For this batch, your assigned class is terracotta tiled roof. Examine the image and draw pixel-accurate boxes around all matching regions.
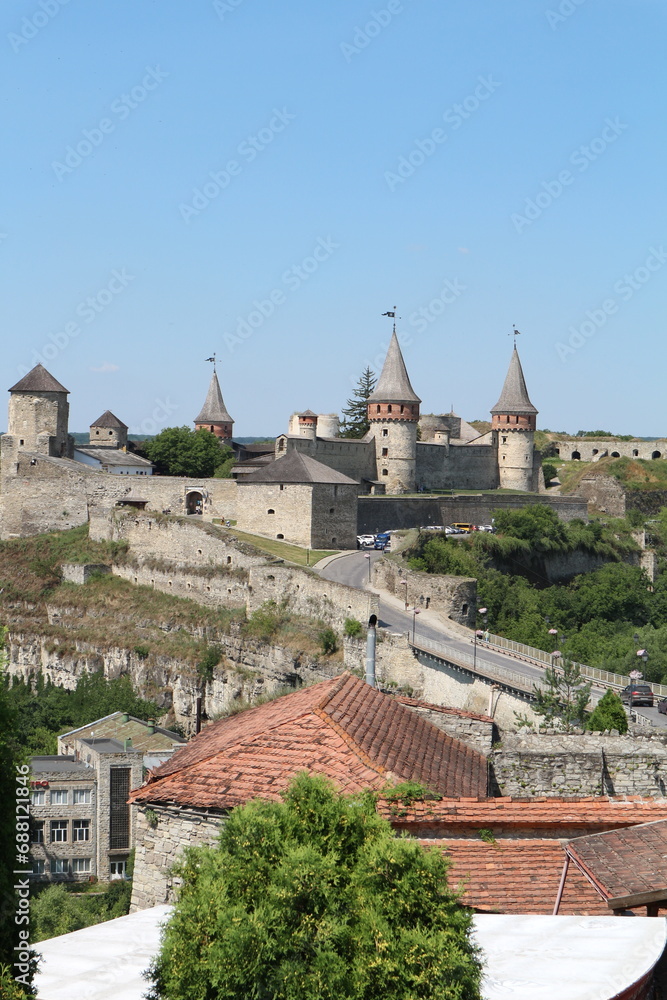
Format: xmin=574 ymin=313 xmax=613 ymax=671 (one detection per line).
xmin=394 ymin=695 xmax=492 ymax=723
xmin=378 ymin=795 xmax=667 ymax=834
xmin=423 ymin=839 xmax=608 ymax=915
xmin=567 ymin=818 xmax=667 ymax=909
xmin=490 ymin=345 xmax=537 ymax=416
xmin=130 ymin=673 xmax=488 ymax=808
xmin=9 ymin=363 xmax=69 ymax=394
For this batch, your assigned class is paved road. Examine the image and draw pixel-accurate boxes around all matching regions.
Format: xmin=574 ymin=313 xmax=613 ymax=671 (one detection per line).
xmin=319 ymin=550 xmax=667 ymax=727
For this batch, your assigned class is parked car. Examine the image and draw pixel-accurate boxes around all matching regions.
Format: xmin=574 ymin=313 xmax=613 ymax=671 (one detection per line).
xmin=357 ymin=534 xmax=375 ymax=548
xmin=451 ymin=522 xmax=473 ymax=533
xmin=620 ymin=684 xmax=654 ymax=707
xmin=420 ymin=525 xmax=444 ymax=532
xmin=374 ymin=532 xmax=391 ymax=550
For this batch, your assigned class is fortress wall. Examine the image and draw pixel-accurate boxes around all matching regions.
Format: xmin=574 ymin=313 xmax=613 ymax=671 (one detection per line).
xmin=0 ymin=453 xmax=239 ymax=539
xmin=357 ymin=493 xmax=589 ymax=533
xmin=575 ymin=476 xmax=626 ymax=516
xmin=555 ymin=439 xmax=667 ymax=462
xmin=94 ymin=511 xmax=264 ymax=570
xmin=247 ymin=564 xmax=379 ymax=631
xmin=372 ymin=558 xmax=476 ymax=627
xmin=112 ymin=561 xmax=249 ymax=610
xmin=237 ymin=482 xmax=313 ymax=547
xmin=285 ymin=436 xmax=377 ymax=483
xmin=444 ymin=443 xmax=499 ymax=490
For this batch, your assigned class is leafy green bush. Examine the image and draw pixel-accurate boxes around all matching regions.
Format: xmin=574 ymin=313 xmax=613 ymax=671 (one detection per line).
xmin=586 ymin=689 xmax=628 ymax=734
xmin=146 ymin=773 xmax=482 ymax=1000
xmin=343 ymin=617 xmax=363 ymax=638
xmin=318 ymin=627 xmax=338 ymax=655
xmin=242 ymin=600 xmax=289 ymax=642
xmin=134 ymin=644 xmax=150 ymax=660
xmin=196 ymin=645 xmax=222 ymax=682
xmin=542 ymin=463 xmax=558 ymax=485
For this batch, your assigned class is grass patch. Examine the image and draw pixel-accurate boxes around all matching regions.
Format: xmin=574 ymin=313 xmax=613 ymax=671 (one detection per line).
xmin=226 ymin=529 xmax=337 ymax=566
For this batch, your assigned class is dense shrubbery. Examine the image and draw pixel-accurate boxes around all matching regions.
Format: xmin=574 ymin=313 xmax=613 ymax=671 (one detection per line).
xmin=146 ymin=773 xmax=481 ymax=1000
xmin=3 ymin=671 xmax=161 ymax=756
xmin=408 ymin=505 xmax=667 ymax=682
xmin=30 ymin=878 xmax=133 ymax=942
xmin=586 ymin=689 xmax=628 ymax=734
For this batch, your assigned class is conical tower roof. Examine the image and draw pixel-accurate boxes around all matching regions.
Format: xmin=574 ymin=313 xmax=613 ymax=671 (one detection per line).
xmin=490 ymin=345 xmax=538 ymax=416
xmin=194 ymin=371 xmax=233 ymax=424
xmin=9 ymin=364 xmax=69 ymax=394
xmin=367 ymin=331 xmax=421 ymax=404
xmin=91 ymin=410 xmax=128 ymax=429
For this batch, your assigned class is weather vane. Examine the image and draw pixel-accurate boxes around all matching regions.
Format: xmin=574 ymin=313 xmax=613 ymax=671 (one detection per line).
xmin=205 ymin=353 xmax=217 ymax=373
xmin=382 ymin=307 xmax=400 ymax=334
xmin=510 ymin=325 xmax=521 ymax=346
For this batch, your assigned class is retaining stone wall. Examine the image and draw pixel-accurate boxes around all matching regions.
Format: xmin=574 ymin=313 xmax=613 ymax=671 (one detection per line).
xmin=372 ymin=558 xmax=476 ymax=627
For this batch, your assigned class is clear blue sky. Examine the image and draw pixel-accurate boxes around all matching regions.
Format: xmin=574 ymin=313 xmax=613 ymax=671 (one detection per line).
xmin=2 ymin=0 xmax=666 ymax=436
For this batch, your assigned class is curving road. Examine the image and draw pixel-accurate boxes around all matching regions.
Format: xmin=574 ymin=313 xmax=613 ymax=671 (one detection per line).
xmin=318 ymin=550 xmax=667 ymax=727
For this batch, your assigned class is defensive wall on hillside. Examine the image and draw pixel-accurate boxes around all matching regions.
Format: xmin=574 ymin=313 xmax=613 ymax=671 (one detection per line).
xmin=556 ymin=439 xmax=667 ymax=463
xmin=371 ymin=558 xmax=477 ymax=627
xmin=0 ymin=452 xmax=238 ymax=539
xmin=357 ymin=492 xmax=588 ymax=533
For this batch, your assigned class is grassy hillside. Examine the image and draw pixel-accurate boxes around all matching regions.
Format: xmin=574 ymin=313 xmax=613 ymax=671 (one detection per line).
xmin=557 ymin=456 xmax=667 ymax=495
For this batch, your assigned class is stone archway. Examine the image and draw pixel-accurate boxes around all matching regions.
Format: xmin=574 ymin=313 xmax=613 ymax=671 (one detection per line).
xmin=186 ymin=490 xmax=203 ymax=515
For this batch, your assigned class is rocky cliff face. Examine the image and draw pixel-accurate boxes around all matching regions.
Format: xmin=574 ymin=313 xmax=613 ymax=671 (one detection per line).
xmin=5 ymin=626 xmax=341 ymax=731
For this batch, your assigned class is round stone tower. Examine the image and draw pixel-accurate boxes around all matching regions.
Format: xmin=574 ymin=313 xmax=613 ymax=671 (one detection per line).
xmin=194 ymin=369 xmax=234 ymax=443
xmin=367 ymin=331 xmax=421 ymax=493
xmin=491 ymin=345 xmax=538 ymax=492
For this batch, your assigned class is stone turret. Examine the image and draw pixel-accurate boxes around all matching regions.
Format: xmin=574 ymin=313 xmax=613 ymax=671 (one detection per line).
xmin=4 ymin=364 xmax=72 ymax=458
xmin=491 ymin=345 xmax=538 ymax=491
xmin=194 ymin=371 xmax=234 ymax=443
xmin=367 ymin=331 xmax=421 ymax=493
xmin=89 ymin=410 xmax=128 ymax=449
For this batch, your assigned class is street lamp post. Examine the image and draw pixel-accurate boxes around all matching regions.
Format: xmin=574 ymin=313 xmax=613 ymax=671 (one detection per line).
xmin=363 ymin=553 xmax=371 ymax=583
xmin=412 ymin=607 xmax=421 ymax=644
xmin=478 ymin=606 xmax=488 ymax=642
xmin=473 ymin=628 xmax=484 ymax=670
xmin=400 ymin=579 xmax=408 ymax=610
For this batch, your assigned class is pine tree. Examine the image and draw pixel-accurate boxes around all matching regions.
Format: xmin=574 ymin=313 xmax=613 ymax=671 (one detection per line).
xmin=339 ymin=367 xmax=377 ymax=438
xmin=533 ymin=657 xmax=592 ymax=732
xmin=586 ymin=689 xmax=628 ymax=734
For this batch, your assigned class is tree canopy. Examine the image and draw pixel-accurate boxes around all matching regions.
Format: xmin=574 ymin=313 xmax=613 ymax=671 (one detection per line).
xmin=142 ymin=426 xmax=233 ymax=478
xmin=147 ymin=773 xmax=482 ymax=1000
xmin=339 ymin=367 xmax=377 ymax=439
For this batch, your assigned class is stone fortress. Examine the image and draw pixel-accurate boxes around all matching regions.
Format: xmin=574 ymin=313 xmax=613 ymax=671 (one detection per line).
xmin=268 ymin=329 xmax=544 ymax=495
xmin=0 ymin=329 xmax=546 ymax=544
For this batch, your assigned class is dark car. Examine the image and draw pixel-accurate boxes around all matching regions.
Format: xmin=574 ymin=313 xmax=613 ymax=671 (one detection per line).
xmin=620 ymin=684 xmax=654 ymax=707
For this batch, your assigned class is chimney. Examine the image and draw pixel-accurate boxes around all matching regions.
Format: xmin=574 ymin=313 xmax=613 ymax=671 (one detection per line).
xmin=147 ymin=718 xmax=156 ymax=735
xmin=365 ymin=614 xmax=378 ymax=687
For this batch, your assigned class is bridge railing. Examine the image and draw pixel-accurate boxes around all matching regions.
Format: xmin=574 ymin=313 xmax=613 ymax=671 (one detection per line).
xmin=478 ymin=631 xmax=667 ymax=699
xmin=411 ymin=635 xmax=542 ymax=696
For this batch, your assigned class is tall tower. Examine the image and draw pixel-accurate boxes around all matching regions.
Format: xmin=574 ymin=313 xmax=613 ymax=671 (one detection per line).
xmin=89 ymin=410 xmax=128 ymax=449
xmin=491 ymin=345 xmax=538 ymax=492
xmin=194 ymin=369 xmax=234 ymax=443
xmin=367 ymin=331 xmax=421 ymax=493
xmin=5 ymin=364 xmax=71 ymax=458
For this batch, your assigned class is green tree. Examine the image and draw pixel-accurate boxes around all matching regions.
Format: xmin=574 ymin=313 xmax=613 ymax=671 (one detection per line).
xmin=542 ymin=463 xmax=557 ymax=486
xmin=142 ymin=426 xmax=228 ymax=478
xmin=339 ymin=367 xmax=377 ymax=439
xmin=586 ymin=689 xmax=628 ymax=734
xmin=533 ymin=658 xmax=592 ymax=732
xmin=146 ymin=773 xmax=482 ymax=1000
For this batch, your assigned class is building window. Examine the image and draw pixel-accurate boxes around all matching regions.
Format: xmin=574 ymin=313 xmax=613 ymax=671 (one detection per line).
xmin=400 ymin=405 xmax=404 ymax=413
xmin=382 ymin=448 xmax=388 ymax=457
xmin=382 ymin=469 xmax=389 ymax=476
xmin=31 ymin=822 xmax=44 ymax=844
xmin=276 ymin=533 xmax=284 ymax=539
xmin=109 ymin=768 xmax=131 ymax=851
xmin=376 ymin=404 xmax=381 ymax=413
xmin=267 ymin=509 xmax=275 ymax=514
xmin=387 ymin=404 xmax=392 ymax=413
xmin=382 ymin=429 xmax=388 ymax=437
xmin=280 ymin=484 xmax=284 ymax=490
xmin=53 ymin=859 xmax=69 ymax=875
xmin=50 ymin=790 xmax=68 ymax=806
xmin=109 ymin=859 xmax=127 ymax=879
xmin=329 ymin=507 xmax=335 ymax=514
xmin=51 ymin=821 xmax=68 ymax=843
xmin=31 ymin=790 xmax=45 ymax=806
xmin=32 ymin=861 xmax=45 ymax=875
xmin=73 ymin=820 xmax=90 ymax=842
xmin=501 ymin=437 xmax=507 ymax=444
xmin=72 ymin=858 xmax=91 ymax=874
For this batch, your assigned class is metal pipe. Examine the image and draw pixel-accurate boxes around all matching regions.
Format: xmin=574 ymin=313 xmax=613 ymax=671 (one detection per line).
xmin=195 ymin=697 xmax=202 ymax=735
xmin=553 ymin=855 xmax=570 ymax=915
xmin=365 ymin=621 xmax=377 ymax=688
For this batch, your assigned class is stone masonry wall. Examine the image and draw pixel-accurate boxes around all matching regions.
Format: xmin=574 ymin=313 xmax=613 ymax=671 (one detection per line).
xmin=357 ymin=492 xmax=588 ymax=533
xmin=493 ymin=732 xmax=667 ymax=798
xmin=130 ymin=804 xmax=224 ymax=911
xmin=372 ymin=558 xmax=476 ymax=627
xmin=247 ymin=564 xmax=379 ymax=631
xmin=576 ymin=475 xmax=627 ymax=516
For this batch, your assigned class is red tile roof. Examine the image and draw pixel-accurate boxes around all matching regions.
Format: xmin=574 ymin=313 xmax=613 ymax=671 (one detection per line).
xmin=394 ymin=695 xmax=492 ymax=723
xmin=130 ymin=673 xmax=489 ymax=808
xmin=567 ymin=818 xmax=667 ymax=909
xmin=422 ymin=839 xmax=608 ymax=915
